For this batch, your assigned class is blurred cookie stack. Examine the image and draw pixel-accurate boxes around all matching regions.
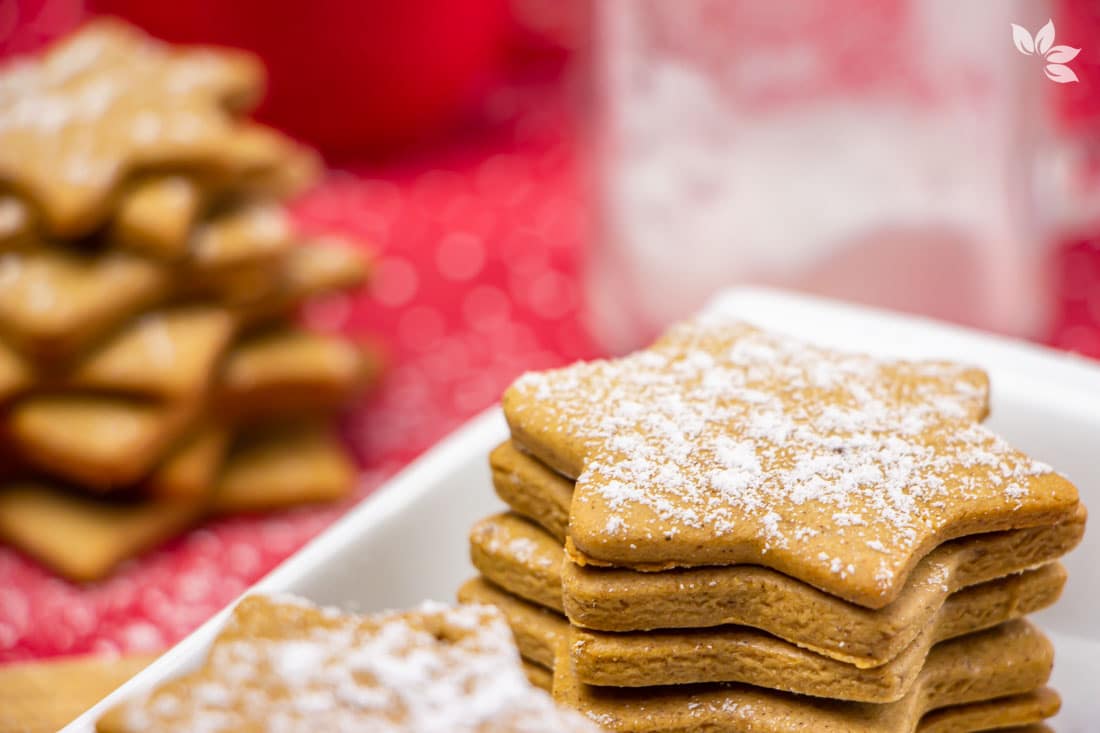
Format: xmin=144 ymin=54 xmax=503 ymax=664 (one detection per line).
xmin=0 ymin=21 xmax=377 ymax=582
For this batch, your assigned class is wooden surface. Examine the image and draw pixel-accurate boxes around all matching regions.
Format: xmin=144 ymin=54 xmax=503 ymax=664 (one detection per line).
xmin=0 ymin=654 xmax=153 ymax=733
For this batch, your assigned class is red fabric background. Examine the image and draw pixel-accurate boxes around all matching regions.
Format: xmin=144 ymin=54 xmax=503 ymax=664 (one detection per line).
xmin=0 ymin=2 xmax=1097 ymax=663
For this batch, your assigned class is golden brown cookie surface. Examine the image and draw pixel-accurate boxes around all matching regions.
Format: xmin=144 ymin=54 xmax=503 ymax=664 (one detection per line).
xmin=210 ymin=423 xmax=355 ymax=514
xmin=504 ymin=321 xmax=1079 ymax=608
xmin=0 ymin=19 xmax=376 ymax=585
xmin=7 ymin=394 xmax=196 ymax=489
xmin=145 ymin=423 xmax=229 ymax=501
xmin=283 ymin=236 xmax=372 ymax=292
xmin=0 ymin=337 xmax=31 ymax=403
xmin=237 ymin=238 xmax=371 ymax=326
xmin=0 ymin=653 xmax=155 ymax=733
xmin=470 ymin=512 xmax=563 ymax=612
xmin=562 ymin=508 xmax=1083 ymax=667
xmin=188 ymin=201 xmax=293 ymax=272
xmin=69 ymin=305 xmax=236 ymax=399
xmin=98 ymin=595 xmax=600 ymax=733
xmin=0 ymin=482 xmax=199 ymax=582
xmin=553 ymin=620 xmax=1055 ymax=733
xmin=568 ymin=564 xmax=1064 ymax=699
xmin=0 ymin=248 xmax=168 ymax=360
xmin=0 ymin=195 xmax=31 ymax=249
xmin=110 ymin=176 xmax=202 ymax=260
xmin=490 ymin=440 xmax=571 ymax=542
xmin=458 ymin=577 xmax=564 ymax=672
xmin=522 ymin=660 xmax=553 ymax=693
xmin=471 ymin=511 xmax=1066 ymax=700
xmin=0 ymin=20 xmax=265 ymax=237
xmin=177 ymin=202 xmax=295 ymax=306
xmin=218 ymin=328 xmax=374 ymax=419
xmin=919 ymin=692 xmax=1059 ymax=733
xmin=495 ymin=441 xmax=1084 ymax=664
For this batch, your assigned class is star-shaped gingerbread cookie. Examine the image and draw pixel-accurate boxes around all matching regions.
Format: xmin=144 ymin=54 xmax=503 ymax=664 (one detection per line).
xmin=503 ymin=318 xmax=1080 ymax=608
xmin=0 ymin=20 xmax=281 ymax=236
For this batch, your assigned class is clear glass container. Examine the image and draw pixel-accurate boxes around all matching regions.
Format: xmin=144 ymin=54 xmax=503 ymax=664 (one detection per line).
xmin=589 ymin=0 xmax=1100 ymax=352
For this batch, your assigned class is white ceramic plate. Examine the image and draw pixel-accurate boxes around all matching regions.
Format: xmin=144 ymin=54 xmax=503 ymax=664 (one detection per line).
xmin=64 ymin=288 xmax=1100 ymax=732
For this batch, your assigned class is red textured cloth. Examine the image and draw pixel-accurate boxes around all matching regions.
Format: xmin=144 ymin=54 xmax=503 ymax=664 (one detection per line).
xmin=0 ymin=5 xmax=1098 ymax=664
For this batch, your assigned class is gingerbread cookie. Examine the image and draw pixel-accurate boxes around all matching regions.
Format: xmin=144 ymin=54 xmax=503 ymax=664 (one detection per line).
xmin=483 ymin=564 xmax=1066 ymax=706
xmin=217 ymin=123 xmax=321 ymax=198
xmin=110 ymin=176 xmax=201 ymax=260
xmin=210 ymin=423 xmax=355 ymax=514
xmin=174 ymin=202 xmax=293 ymax=306
xmin=6 ymin=394 xmax=195 ymax=489
xmin=0 ymin=195 xmax=31 ymax=249
xmin=0 ymin=19 xmax=378 ymax=585
xmin=283 ymin=236 xmax=372 ymax=293
xmin=920 ymin=696 xmax=1058 ymax=733
xmin=563 ymin=511 xmax=1083 ymax=667
xmin=0 ymin=248 xmax=168 ymax=360
xmin=491 ymin=440 xmax=571 ymax=542
xmin=98 ymin=595 xmax=600 ymax=732
xmin=69 ymin=305 xmax=236 ymax=399
xmin=553 ymin=621 xmax=1056 ymax=733
xmin=0 ymin=338 xmax=31 ymax=404
xmin=503 ymin=321 xmax=1080 ymax=608
xmin=238 ymin=237 xmax=372 ymax=326
xmin=522 ymin=660 xmax=553 ymax=693
xmin=108 ymin=134 xmax=316 ymax=262
xmin=0 ymin=482 xmax=200 ymax=582
xmin=470 ymin=512 xmax=563 ymax=612
xmin=218 ymin=328 xmax=376 ymax=420
xmin=457 ymin=577 xmax=564 ymax=673
xmin=0 ymin=653 xmax=154 ymax=733
xmin=470 ymin=513 xmax=1065 ymax=701
xmin=494 ymin=441 xmax=1085 ymax=665
xmin=189 ymin=201 xmax=292 ymax=272
xmin=145 ymin=423 xmax=229 ymax=501
xmin=0 ymin=20 xmax=268 ymax=237
xmin=568 ymin=565 xmax=1063 ymax=698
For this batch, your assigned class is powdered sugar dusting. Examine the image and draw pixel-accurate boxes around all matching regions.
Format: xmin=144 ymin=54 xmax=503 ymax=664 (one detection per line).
xmin=0 ymin=196 xmax=26 ymax=237
xmin=0 ymin=20 xmax=251 ymax=232
xmin=507 ymin=318 xmax=1065 ymax=594
xmin=473 ymin=518 xmax=556 ymax=570
xmin=112 ymin=595 xmax=596 ymax=732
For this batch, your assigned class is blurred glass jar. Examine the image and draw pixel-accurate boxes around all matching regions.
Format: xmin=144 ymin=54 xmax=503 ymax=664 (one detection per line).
xmin=589 ymin=0 xmax=1100 ymax=352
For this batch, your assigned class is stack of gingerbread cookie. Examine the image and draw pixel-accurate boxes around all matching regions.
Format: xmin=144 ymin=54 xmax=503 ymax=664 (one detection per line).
xmin=0 ymin=21 xmax=376 ymax=582
xmin=461 ymin=309 xmax=1086 ymax=731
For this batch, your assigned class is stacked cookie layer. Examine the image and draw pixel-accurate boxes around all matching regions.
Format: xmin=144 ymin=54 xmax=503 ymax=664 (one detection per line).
xmin=0 ymin=21 xmax=377 ymax=581
xmin=463 ymin=314 xmax=1085 ymax=732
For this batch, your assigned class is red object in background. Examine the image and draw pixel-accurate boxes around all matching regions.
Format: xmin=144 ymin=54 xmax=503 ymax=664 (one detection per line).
xmin=1055 ymin=0 xmax=1100 ymax=131
xmin=91 ymin=0 xmax=512 ymax=156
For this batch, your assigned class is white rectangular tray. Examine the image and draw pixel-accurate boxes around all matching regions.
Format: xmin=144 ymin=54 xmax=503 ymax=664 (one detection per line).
xmin=65 ymin=288 xmax=1100 ymax=732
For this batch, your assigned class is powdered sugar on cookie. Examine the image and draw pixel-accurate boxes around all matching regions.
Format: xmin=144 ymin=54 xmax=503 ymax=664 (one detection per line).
xmin=106 ymin=595 xmax=597 ymax=733
xmin=0 ymin=20 xmax=263 ymax=235
xmin=506 ymin=316 xmax=1077 ymax=604
xmin=473 ymin=519 xmax=557 ymax=571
